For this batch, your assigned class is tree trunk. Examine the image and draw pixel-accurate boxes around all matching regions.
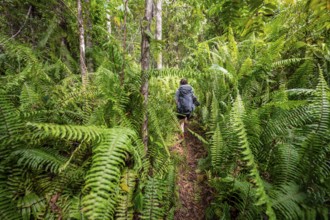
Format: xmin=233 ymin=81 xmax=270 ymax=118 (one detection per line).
xmin=155 ymin=0 xmax=162 ymax=70
xmin=121 ymin=0 xmax=129 ymax=85
xmin=78 ymin=0 xmax=87 ymax=86
xmin=85 ymin=0 xmax=94 ymax=73
xmin=141 ymin=0 xmax=153 ymax=150
xmin=106 ymin=0 xmax=111 ymax=37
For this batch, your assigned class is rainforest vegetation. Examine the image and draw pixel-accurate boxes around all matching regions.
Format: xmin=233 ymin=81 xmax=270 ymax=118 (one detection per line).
xmin=0 ymin=0 xmax=329 ymax=219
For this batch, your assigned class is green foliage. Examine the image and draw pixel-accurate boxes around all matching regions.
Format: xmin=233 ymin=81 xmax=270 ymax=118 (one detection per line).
xmin=210 ymin=124 xmax=224 ymax=172
xmin=82 ymin=128 xmax=135 ymax=219
xmin=115 ymin=169 xmax=136 ymax=220
xmin=1 ymin=0 xmax=330 ymax=219
xmin=28 ymin=122 xmax=103 ymax=143
xmin=231 ymin=95 xmax=276 ymax=219
xmin=140 ymin=177 xmax=168 ymax=219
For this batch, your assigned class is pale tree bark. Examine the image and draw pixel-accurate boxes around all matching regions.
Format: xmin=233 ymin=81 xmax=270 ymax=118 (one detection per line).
xmin=121 ymin=0 xmax=129 ymax=85
xmin=141 ymin=0 xmax=153 ymax=150
xmin=78 ymin=0 xmax=88 ymax=86
xmin=155 ymin=0 xmax=162 ymax=69
xmin=106 ymin=0 xmax=111 ymax=37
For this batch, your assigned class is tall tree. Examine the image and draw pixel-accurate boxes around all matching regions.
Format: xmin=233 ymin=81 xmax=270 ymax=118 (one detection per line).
xmin=121 ymin=0 xmax=129 ymax=85
xmin=141 ymin=0 xmax=153 ymax=149
xmin=85 ymin=0 xmax=94 ymax=73
xmin=78 ymin=0 xmax=87 ymax=86
xmin=106 ymin=0 xmax=111 ymax=37
xmin=155 ymin=0 xmax=162 ymax=69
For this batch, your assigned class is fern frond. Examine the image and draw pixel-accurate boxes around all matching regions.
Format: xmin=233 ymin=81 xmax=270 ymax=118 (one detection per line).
xmin=270 ymin=183 xmax=305 ymax=220
xmin=11 ymin=148 xmax=69 ymax=174
xmin=286 ymin=89 xmax=315 ymax=99
xmin=0 ymin=94 xmax=24 ymax=142
xmin=0 ymin=189 xmax=20 ymax=220
xmin=19 ymin=83 xmax=42 ymax=111
xmin=231 ymin=177 xmax=260 ymax=220
xmin=187 ymin=128 xmax=209 ymax=145
xmin=210 ymin=124 xmax=224 ymax=172
xmin=129 ymin=139 xmax=148 ymax=180
xmin=299 ymin=70 xmax=330 ymax=192
xmin=208 ymin=92 xmax=220 ymax=131
xmin=288 ymin=59 xmax=315 ymax=88
xmin=17 ymin=192 xmax=46 ymax=220
xmin=270 ymin=144 xmax=300 ymax=185
xmin=271 ymin=57 xmax=307 ymax=68
xmin=115 ymin=169 xmax=136 ymax=220
xmin=230 ymin=94 xmax=276 ymax=219
xmin=27 ymin=122 xmax=103 ymax=143
xmin=261 ymin=105 xmax=312 ymax=142
xmin=141 ymin=176 xmax=167 ymax=219
xmin=82 ymin=128 xmax=135 ymax=220
xmin=148 ymin=104 xmax=171 ymax=157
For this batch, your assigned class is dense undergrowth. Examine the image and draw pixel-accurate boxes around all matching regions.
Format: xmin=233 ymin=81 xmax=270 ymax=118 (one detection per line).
xmin=1 ymin=0 xmax=330 ymax=219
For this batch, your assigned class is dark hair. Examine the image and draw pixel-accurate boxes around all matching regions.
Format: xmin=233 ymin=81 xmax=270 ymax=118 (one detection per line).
xmin=180 ymin=78 xmax=188 ymax=85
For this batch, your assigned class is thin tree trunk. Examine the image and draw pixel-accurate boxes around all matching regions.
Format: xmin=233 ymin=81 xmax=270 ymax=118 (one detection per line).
xmin=78 ymin=0 xmax=87 ymax=86
xmin=141 ymin=0 xmax=153 ymax=150
xmin=121 ymin=0 xmax=129 ymax=85
xmin=106 ymin=0 xmax=111 ymax=37
xmin=85 ymin=0 xmax=94 ymax=73
xmin=155 ymin=0 xmax=162 ymax=69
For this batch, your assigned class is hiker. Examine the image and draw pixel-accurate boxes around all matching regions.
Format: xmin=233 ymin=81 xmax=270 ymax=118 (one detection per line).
xmin=175 ymin=78 xmax=199 ymax=132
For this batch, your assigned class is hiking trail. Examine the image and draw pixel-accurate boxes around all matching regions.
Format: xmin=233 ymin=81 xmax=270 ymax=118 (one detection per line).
xmin=171 ymin=121 xmax=212 ymax=219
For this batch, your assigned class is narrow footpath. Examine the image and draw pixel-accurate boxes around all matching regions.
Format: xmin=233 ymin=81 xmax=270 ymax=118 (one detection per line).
xmin=171 ymin=122 xmax=211 ymax=219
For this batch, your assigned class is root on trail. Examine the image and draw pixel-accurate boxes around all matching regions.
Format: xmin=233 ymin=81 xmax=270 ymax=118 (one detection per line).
xmin=171 ymin=122 xmax=211 ymax=220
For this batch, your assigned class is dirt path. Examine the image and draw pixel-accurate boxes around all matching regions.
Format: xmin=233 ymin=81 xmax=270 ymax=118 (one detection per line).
xmin=171 ymin=122 xmax=211 ymax=220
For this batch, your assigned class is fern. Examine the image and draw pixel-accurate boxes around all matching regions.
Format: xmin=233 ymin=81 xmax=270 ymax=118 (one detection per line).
xmin=82 ymin=128 xmax=135 ymax=220
xmin=270 ymin=144 xmax=300 ymax=186
xmin=27 ymin=122 xmax=103 ymax=143
xmin=230 ymin=94 xmax=276 ymax=219
xmin=0 ymin=188 xmax=20 ymax=220
xmin=17 ymin=192 xmax=46 ymax=220
xmin=271 ymin=57 xmax=307 ymax=68
xmin=19 ymin=83 xmax=42 ymax=111
xmin=299 ymin=70 xmax=330 ymax=203
xmin=0 ymin=94 xmax=24 ymax=142
xmin=115 ymin=169 xmax=136 ymax=220
xmin=140 ymin=177 xmax=167 ymax=219
xmin=210 ymin=123 xmax=224 ymax=172
xmin=11 ymin=148 xmax=70 ymax=174
xmin=187 ymin=128 xmax=209 ymax=145
xmin=270 ymin=183 xmax=305 ymax=220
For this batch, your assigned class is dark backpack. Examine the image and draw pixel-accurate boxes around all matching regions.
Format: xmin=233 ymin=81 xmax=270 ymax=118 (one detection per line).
xmin=177 ymin=85 xmax=193 ymax=114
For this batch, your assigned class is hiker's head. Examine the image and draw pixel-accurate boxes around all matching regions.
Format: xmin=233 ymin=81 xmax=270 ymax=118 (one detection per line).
xmin=180 ymin=78 xmax=188 ymax=85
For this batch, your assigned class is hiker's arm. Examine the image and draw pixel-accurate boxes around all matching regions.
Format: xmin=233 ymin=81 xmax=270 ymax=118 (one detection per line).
xmin=191 ymin=87 xmax=197 ymax=99
xmin=191 ymin=87 xmax=200 ymax=106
